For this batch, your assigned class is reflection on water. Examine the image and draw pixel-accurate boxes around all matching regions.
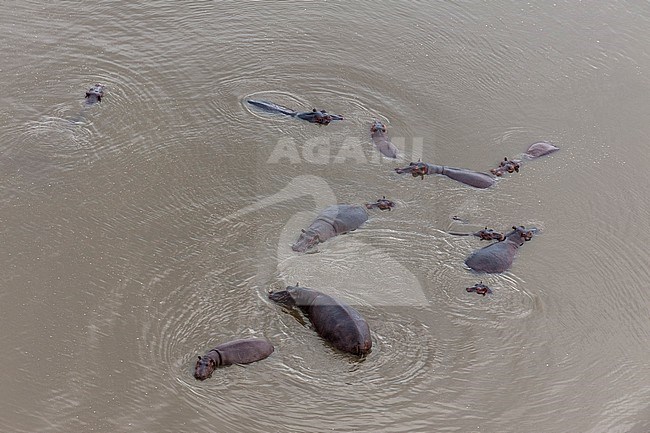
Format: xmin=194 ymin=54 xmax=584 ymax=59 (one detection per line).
xmin=1 ymin=0 xmax=649 ymax=432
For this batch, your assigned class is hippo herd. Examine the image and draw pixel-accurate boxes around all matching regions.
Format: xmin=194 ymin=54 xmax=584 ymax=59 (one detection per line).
xmin=78 ymin=87 xmax=559 ymax=379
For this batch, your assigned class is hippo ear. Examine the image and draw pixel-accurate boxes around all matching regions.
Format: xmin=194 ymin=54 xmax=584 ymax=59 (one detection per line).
xmin=301 ymin=229 xmax=306 ymax=233
xmin=198 ymin=356 xmax=202 ymax=360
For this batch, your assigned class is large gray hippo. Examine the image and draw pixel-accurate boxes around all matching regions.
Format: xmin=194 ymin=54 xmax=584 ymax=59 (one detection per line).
xmin=269 ymin=285 xmax=372 ymax=356
xmin=465 ymin=226 xmax=535 ymax=273
xmin=194 ymin=338 xmax=274 ymax=380
xmin=395 ymin=161 xmax=496 ymax=189
xmin=292 ymin=198 xmax=394 ymax=252
xmin=370 ymin=120 xmax=399 ymax=158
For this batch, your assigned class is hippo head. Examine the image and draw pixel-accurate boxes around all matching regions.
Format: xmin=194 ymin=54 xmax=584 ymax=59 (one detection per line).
xmin=466 ymin=281 xmax=492 ymax=296
xmin=370 ymin=120 xmax=386 ymax=134
xmin=474 ymin=227 xmax=505 ymax=241
xmin=490 ymin=157 xmax=520 ymax=177
xmin=310 ymin=109 xmax=333 ymax=125
xmin=85 ymin=83 xmax=105 ymax=104
xmin=291 ymin=228 xmax=320 ymax=252
xmin=395 ymin=161 xmax=429 ymax=179
xmin=507 ymin=226 xmax=535 ymax=245
xmin=365 ymin=196 xmax=395 ymax=211
xmin=268 ymin=288 xmax=297 ymax=307
xmin=194 ymin=354 xmax=217 ymax=381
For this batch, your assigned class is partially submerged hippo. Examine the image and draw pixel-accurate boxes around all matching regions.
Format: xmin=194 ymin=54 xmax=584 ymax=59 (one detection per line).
xmin=449 ymin=227 xmax=506 ymax=241
xmin=465 ymin=226 xmax=535 ymax=273
xmin=85 ymin=83 xmax=105 ymax=105
xmin=269 ymin=285 xmax=372 ymax=356
xmin=491 ymin=142 xmax=559 ymax=176
xmin=292 ymin=197 xmax=395 ymax=252
xmin=395 ymin=161 xmax=496 ymax=189
xmin=466 ymin=281 xmax=492 ymax=296
xmin=370 ymin=120 xmax=399 ymax=158
xmin=524 ymin=141 xmax=560 ymax=159
xmin=490 ymin=157 xmax=521 ymax=177
xmin=247 ymin=99 xmax=344 ymax=125
xmin=194 ymin=338 xmax=274 ymax=380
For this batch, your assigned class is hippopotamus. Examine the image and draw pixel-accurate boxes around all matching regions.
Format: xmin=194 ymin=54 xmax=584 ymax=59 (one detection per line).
xmin=465 ymin=226 xmax=535 ymax=273
xmin=490 ymin=157 xmax=520 ymax=177
xmin=395 ymin=161 xmax=496 ymax=189
xmin=291 ymin=197 xmax=395 ymax=252
xmin=370 ymin=120 xmax=399 ymax=158
xmin=85 ymin=83 xmax=105 ymax=105
xmin=269 ymin=285 xmax=372 ymax=356
xmin=449 ymin=227 xmax=506 ymax=241
xmin=466 ymin=281 xmax=492 ymax=296
xmin=247 ymin=99 xmax=344 ymax=125
xmin=194 ymin=338 xmax=274 ymax=380
xmin=490 ymin=141 xmax=559 ymax=176
xmin=524 ymin=141 xmax=560 ymax=159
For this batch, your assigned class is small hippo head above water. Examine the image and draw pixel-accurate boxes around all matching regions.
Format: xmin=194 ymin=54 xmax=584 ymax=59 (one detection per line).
xmin=474 ymin=227 xmax=506 ymax=241
xmin=370 ymin=120 xmax=387 ymax=134
xmin=292 ymin=227 xmax=323 ymax=253
xmin=466 ymin=281 xmax=492 ymax=296
xmin=365 ymin=196 xmax=395 ymax=211
xmin=194 ymin=353 xmax=218 ymax=380
xmin=394 ymin=161 xmax=429 ymax=179
xmin=505 ymin=225 xmax=535 ymax=245
xmin=85 ymin=83 xmax=105 ymax=105
xmin=297 ymin=109 xmax=343 ymax=125
xmin=490 ymin=157 xmax=521 ymax=177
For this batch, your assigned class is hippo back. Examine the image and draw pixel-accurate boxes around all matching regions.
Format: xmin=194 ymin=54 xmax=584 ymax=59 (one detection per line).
xmin=465 ymin=241 xmax=518 ymax=273
xmin=315 ymin=205 xmax=368 ymax=234
xmin=524 ymin=141 xmax=559 ymax=159
xmin=213 ymin=338 xmax=275 ymax=366
xmin=274 ymin=286 xmax=372 ymax=355
xmin=307 ymin=292 xmax=372 ymax=355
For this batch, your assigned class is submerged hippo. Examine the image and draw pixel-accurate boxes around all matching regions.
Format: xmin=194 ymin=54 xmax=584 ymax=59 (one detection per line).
xmin=465 ymin=226 xmax=535 ymax=273
xmin=490 ymin=142 xmax=559 ymax=176
xmin=247 ymin=99 xmax=344 ymax=125
xmin=370 ymin=120 xmax=399 ymax=158
xmin=449 ymin=227 xmax=506 ymax=241
xmin=395 ymin=161 xmax=496 ymax=189
xmin=490 ymin=157 xmax=521 ymax=177
xmin=292 ymin=197 xmax=394 ymax=252
xmin=85 ymin=83 xmax=105 ymax=105
xmin=524 ymin=141 xmax=560 ymax=159
xmin=269 ymin=285 xmax=372 ymax=356
xmin=466 ymin=281 xmax=492 ymax=296
xmin=194 ymin=338 xmax=274 ymax=381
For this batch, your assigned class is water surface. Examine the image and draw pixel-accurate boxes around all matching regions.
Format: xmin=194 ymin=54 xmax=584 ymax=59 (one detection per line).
xmin=1 ymin=1 xmax=649 ymax=432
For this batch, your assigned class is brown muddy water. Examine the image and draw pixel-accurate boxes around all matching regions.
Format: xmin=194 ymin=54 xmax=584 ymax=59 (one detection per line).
xmin=1 ymin=1 xmax=649 ymax=432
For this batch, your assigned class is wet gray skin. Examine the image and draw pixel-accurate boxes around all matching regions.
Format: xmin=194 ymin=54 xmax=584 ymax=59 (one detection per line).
xmin=395 ymin=161 xmax=496 ymax=188
xmin=292 ymin=199 xmax=394 ymax=252
xmin=269 ymin=285 xmax=372 ymax=356
xmin=465 ymin=226 xmax=535 ymax=273
xmin=247 ymin=99 xmax=343 ymax=125
xmin=194 ymin=338 xmax=274 ymax=381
